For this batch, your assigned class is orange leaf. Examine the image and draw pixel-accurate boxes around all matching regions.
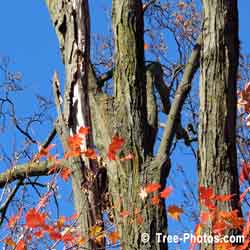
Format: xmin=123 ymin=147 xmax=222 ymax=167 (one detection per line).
xmin=56 ymin=216 xmax=65 ymax=231
xmin=4 ymin=237 xmax=16 ymax=247
xmin=60 ymin=168 xmax=71 ymax=181
xmin=26 ymin=208 xmax=46 ymax=228
xmin=144 ymin=43 xmax=149 ymax=50
xmin=145 ymin=183 xmax=161 ymax=193
xmin=77 ymin=236 xmax=87 ymax=246
xmin=78 ymin=126 xmax=90 ymax=135
xmin=160 ymin=187 xmax=173 ymax=198
xmin=108 ymin=231 xmax=120 ymax=244
xmin=151 ymin=195 xmax=160 ymax=205
xmin=167 ymin=205 xmax=183 ymax=221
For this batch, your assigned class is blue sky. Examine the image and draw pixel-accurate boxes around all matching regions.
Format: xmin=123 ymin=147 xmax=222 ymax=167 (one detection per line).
xmin=0 ymin=1 xmax=249 ymax=250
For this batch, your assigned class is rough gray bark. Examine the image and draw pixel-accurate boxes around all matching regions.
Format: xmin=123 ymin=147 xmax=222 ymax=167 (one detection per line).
xmin=198 ymin=1 xmax=242 ymax=249
xmin=0 ymin=1 xmax=201 ymax=250
xmin=45 ymin=1 xmax=104 ymax=249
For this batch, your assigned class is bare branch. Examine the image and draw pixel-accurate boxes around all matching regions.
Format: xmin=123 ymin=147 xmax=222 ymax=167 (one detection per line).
xmin=0 ymin=159 xmax=68 ymax=188
xmin=0 ymin=180 xmax=22 ymax=226
xmin=96 ymin=68 xmax=114 ymax=88
xmin=157 ymin=34 xmax=202 ymax=158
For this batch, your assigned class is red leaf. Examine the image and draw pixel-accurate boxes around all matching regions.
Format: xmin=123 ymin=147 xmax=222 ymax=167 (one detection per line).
xmin=167 ymin=205 xmax=183 ymax=221
xmin=107 ymin=151 xmax=116 ymax=160
xmin=239 ymin=161 xmax=250 ymax=183
xmin=160 ymin=187 xmax=173 ymax=198
xmin=199 ymin=186 xmax=214 ymax=200
xmin=26 ymin=208 xmax=46 ymax=228
xmin=240 ymin=187 xmax=250 ymax=203
xmin=60 ymin=168 xmax=71 ymax=181
xmin=68 ymin=134 xmax=82 ymax=150
xmin=214 ymin=194 xmax=235 ymax=202
xmin=34 ymin=230 xmax=44 ymax=239
xmin=83 ymin=149 xmax=97 ymax=160
xmin=78 ymin=126 xmax=90 ymax=135
xmin=36 ymin=144 xmax=56 ymax=159
xmin=107 ymin=135 xmax=125 ymax=160
xmin=151 ymin=195 xmax=160 ymax=205
xmin=62 ymin=232 xmax=75 ymax=243
xmin=108 ymin=231 xmax=120 ymax=244
xmin=213 ymin=221 xmax=227 ymax=234
xmin=145 ymin=183 xmax=161 ymax=193
xmin=16 ymin=240 xmax=25 ymax=250
xmin=64 ymin=149 xmax=81 ymax=159
xmin=47 ymin=227 xmax=61 ymax=241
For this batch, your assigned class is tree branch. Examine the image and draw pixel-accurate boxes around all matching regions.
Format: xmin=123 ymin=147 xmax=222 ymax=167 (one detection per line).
xmin=157 ymin=34 xmax=202 ymax=158
xmin=0 ymin=180 xmax=22 ymax=226
xmin=0 ymin=159 xmax=68 ymax=188
xmin=146 ymin=62 xmax=171 ymax=114
xmin=96 ymin=68 xmax=114 ymax=88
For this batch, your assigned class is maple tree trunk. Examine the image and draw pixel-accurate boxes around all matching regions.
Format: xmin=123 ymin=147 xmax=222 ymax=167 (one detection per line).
xmin=46 ymin=0 xmax=167 ymax=249
xmin=198 ymin=0 xmax=242 ymax=249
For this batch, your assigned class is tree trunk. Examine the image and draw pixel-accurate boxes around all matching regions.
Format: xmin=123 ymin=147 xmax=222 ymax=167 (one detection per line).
xmin=45 ymin=0 xmax=167 ymax=249
xmin=44 ymin=0 xmax=204 ymax=249
xmin=45 ymin=1 xmax=104 ymax=249
xmin=198 ymin=1 xmax=242 ymax=249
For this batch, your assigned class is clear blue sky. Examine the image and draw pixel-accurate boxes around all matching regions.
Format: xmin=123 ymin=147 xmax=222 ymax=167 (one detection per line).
xmin=0 ymin=1 xmax=249 ymax=250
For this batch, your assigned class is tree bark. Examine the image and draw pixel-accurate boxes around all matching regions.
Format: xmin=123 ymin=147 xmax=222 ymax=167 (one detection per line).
xmin=45 ymin=1 xmax=104 ymax=249
xmin=44 ymin=0 xmax=201 ymax=249
xmin=198 ymin=1 xmax=242 ymax=249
